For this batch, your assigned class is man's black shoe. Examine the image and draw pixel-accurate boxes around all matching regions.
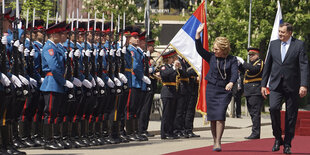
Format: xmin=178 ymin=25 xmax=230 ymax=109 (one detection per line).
xmin=244 ymin=135 xmax=260 ymax=139
xmin=283 ymin=145 xmax=291 ymax=154
xmin=187 ymin=131 xmax=200 ymax=138
xmin=272 ymin=139 xmax=283 ymax=152
xmin=5 ymin=146 xmax=26 ymax=155
xmin=142 ymin=131 xmax=155 ymax=137
xmin=21 ymin=137 xmax=37 ymax=147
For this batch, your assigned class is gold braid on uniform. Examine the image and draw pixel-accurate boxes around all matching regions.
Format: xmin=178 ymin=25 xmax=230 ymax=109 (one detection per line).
xmin=176 ymin=69 xmax=180 ymax=91
xmin=244 ymin=59 xmax=264 ymax=84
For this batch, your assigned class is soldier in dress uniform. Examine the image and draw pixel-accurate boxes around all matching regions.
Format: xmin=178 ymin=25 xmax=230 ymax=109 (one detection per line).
xmin=138 ymin=38 xmax=157 ymax=137
xmin=184 ymin=66 xmax=200 ymax=138
xmin=40 ymin=21 xmax=74 ymax=150
xmin=126 ymin=27 xmax=151 ymax=141
xmin=0 ymin=7 xmax=27 ymax=155
xmin=160 ymin=50 xmax=180 ymax=140
xmin=237 ymin=47 xmax=264 ymax=139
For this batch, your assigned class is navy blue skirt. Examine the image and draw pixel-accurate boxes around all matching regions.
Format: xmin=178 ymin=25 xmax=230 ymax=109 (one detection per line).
xmin=206 ymin=83 xmax=232 ymax=121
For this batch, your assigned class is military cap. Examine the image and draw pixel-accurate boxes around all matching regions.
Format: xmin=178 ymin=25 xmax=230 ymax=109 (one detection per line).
xmin=139 ymin=31 xmax=146 ymax=40
xmin=46 ymin=21 xmax=67 ymax=34
xmin=162 ymin=49 xmax=177 ymax=59
xmin=147 ymin=38 xmax=155 ymax=45
xmin=130 ymin=26 xmax=141 ymax=36
xmin=247 ymin=47 xmax=260 ymax=55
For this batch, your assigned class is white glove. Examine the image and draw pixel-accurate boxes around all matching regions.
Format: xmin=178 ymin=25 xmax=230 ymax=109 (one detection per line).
xmin=118 ymin=73 xmax=128 ymax=84
xmin=121 ymin=46 xmax=126 ymax=54
xmin=96 ymin=77 xmax=105 ymax=87
xmin=116 ymin=49 xmax=121 ymax=57
xmin=93 ymin=49 xmax=98 ymax=56
xmin=74 ymin=49 xmax=81 ymax=58
xmin=40 ymin=77 xmax=44 ymax=83
xmin=30 ymin=49 xmax=35 ymax=56
xmin=82 ymin=49 xmax=86 ymax=56
xmin=109 ymin=49 xmax=115 ymax=56
xmin=82 ymin=79 xmax=92 ymax=89
xmin=18 ymin=75 xmax=29 ymax=85
xmin=69 ymin=50 xmax=74 ymax=58
xmin=107 ymin=78 xmax=115 ymax=88
xmin=114 ymin=77 xmax=122 ymax=86
xmin=236 ymin=56 xmax=244 ymax=64
xmin=10 ymin=75 xmax=22 ymax=87
xmin=142 ymin=76 xmax=151 ymax=85
xmin=99 ymin=49 xmax=105 ymax=56
xmin=91 ymin=77 xmax=96 ymax=87
xmin=1 ymin=36 xmax=8 ymax=45
xmin=64 ymin=80 xmax=74 ymax=88
xmin=24 ymin=48 xmax=30 ymax=56
xmin=149 ymin=67 xmax=153 ymax=73
xmin=18 ymin=44 xmax=24 ymax=53
xmin=13 ymin=40 xmax=20 ymax=47
xmin=29 ymin=77 xmax=37 ymax=88
xmin=0 ymin=73 xmax=11 ymax=86
xmin=72 ymin=77 xmax=82 ymax=87
xmin=85 ymin=50 xmax=91 ymax=57
xmin=146 ymin=50 xmax=151 ymax=57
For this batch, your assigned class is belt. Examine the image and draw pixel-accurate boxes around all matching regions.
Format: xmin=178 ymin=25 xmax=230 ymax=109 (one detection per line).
xmin=244 ymin=78 xmax=262 ymax=84
xmin=162 ymin=82 xmax=177 ymax=86
xmin=46 ymin=72 xmax=53 ymax=76
xmin=125 ymin=68 xmax=133 ymax=72
xmin=179 ymin=78 xmax=189 ymax=82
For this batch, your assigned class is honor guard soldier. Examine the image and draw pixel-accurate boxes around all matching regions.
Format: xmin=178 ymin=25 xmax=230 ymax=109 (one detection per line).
xmin=40 ymin=21 xmax=74 ymax=150
xmin=237 ymin=47 xmax=264 ymax=139
xmin=160 ymin=50 xmax=180 ymax=140
xmin=1 ymin=7 xmax=27 ymax=155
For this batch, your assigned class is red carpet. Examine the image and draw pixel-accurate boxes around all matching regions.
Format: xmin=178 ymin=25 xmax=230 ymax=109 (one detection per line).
xmin=165 ymin=136 xmax=310 ymax=155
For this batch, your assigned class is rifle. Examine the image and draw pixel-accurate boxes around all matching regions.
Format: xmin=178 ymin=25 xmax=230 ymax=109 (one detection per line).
xmin=72 ymin=14 xmax=82 ymax=97
xmin=0 ymin=3 xmax=11 ymax=94
xmin=96 ymin=14 xmax=106 ymax=96
xmin=107 ymin=19 xmax=115 ymax=94
xmin=120 ymin=12 xmax=128 ymax=90
xmin=83 ymin=16 xmax=92 ymax=97
xmin=144 ymin=0 xmax=151 ymax=92
xmin=90 ymin=16 xmax=99 ymax=96
xmin=65 ymin=19 xmax=75 ymax=102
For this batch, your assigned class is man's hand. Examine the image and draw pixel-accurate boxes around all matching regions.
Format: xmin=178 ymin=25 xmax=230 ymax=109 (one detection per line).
xmin=299 ymin=86 xmax=307 ymax=98
xmin=261 ymin=87 xmax=268 ymax=99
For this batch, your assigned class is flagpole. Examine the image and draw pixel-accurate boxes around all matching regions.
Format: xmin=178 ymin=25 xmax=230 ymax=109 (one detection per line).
xmin=247 ymin=0 xmax=252 ymax=62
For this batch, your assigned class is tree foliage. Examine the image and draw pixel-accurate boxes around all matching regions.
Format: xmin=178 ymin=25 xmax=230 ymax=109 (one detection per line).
xmin=82 ymin=0 xmax=161 ymax=44
xmin=204 ymin=0 xmax=310 ymax=59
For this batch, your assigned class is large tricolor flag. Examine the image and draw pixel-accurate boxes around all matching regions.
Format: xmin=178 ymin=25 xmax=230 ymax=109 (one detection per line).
xmin=170 ymin=1 xmax=209 ymax=115
xmin=265 ymin=0 xmax=283 ymax=91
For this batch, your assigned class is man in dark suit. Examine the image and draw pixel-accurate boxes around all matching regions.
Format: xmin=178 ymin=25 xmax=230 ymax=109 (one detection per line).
xmin=261 ymin=22 xmax=309 ymax=154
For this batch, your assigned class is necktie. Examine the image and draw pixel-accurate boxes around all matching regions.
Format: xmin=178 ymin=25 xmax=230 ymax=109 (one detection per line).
xmin=281 ymin=42 xmax=287 ymax=62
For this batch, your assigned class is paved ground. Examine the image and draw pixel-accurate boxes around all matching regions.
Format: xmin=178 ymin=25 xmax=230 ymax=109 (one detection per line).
xmin=21 ymin=113 xmax=274 ymax=155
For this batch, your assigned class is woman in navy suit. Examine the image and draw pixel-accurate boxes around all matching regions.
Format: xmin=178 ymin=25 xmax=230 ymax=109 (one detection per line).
xmin=195 ymin=24 xmax=238 ymax=151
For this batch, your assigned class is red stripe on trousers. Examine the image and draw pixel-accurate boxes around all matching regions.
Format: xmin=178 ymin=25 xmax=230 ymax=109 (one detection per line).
xmin=48 ymin=92 xmax=53 ymax=124
xmin=21 ymin=98 xmax=28 ymax=122
xmin=126 ymin=88 xmax=132 ymax=120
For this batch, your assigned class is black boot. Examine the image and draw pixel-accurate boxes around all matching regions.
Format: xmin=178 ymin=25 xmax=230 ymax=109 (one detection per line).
xmin=94 ymin=122 xmax=105 ymax=145
xmin=80 ymin=120 xmax=90 ymax=147
xmin=118 ymin=121 xmax=129 ymax=143
xmin=32 ymin=121 xmax=45 ymax=146
xmin=1 ymin=124 xmax=26 ymax=155
xmin=53 ymin=123 xmax=64 ymax=149
xmin=71 ymin=122 xmax=85 ymax=148
xmin=61 ymin=121 xmax=73 ymax=149
xmin=126 ymin=120 xmax=140 ymax=141
xmin=12 ymin=122 xmax=26 ymax=148
xmin=20 ymin=121 xmax=36 ymax=147
xmin=105 ymin=121 xmax=120 ymax=144
xmin=88 ymin=122 xmax=99 ymax=146
xmin=43 ymin=124 xmax=62 ymax=150
xmin=134 ymin=119 xmax=148 ymax=141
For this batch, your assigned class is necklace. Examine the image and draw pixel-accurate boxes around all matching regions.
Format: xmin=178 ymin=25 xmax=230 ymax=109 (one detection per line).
xmin=217 ymin=58 xmax=227 ymax=80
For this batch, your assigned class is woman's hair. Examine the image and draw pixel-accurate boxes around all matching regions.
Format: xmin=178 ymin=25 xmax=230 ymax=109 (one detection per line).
xmin=214 ymin=37 xmax=231 ymax=57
